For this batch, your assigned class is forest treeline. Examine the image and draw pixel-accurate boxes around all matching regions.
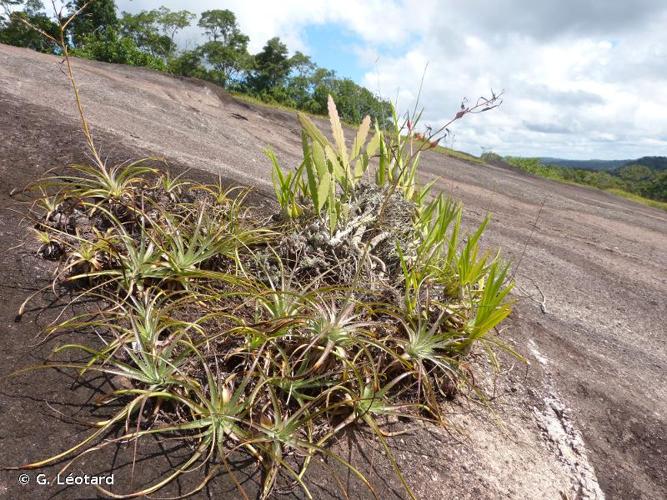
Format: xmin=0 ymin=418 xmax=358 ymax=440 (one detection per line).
xmin=488 ymin=154 xmax=667 ymax=203
xmin=0 ymin=0 xmax=392 ymax=124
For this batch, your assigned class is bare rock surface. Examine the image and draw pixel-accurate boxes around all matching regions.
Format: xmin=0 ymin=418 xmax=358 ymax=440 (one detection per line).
xmin=0 ymin=44 xmax=665 ymax=499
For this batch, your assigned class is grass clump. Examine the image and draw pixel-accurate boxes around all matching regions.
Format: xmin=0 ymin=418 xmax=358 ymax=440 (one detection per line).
xmin=12 ymin=95 xmax=513 ymax=498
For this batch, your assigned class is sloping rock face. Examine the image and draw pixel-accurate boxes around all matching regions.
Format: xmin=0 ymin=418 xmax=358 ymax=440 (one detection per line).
xmin=1 ymin=43 xmax=665 ymax=499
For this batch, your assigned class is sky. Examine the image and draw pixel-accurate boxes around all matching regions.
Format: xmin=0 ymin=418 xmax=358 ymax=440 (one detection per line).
xmin=117 ymin=0 xmax=667 ymax=160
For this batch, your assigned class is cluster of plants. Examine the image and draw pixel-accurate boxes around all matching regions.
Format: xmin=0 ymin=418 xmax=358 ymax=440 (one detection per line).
xmin=493 ymin=154 xmax=667 ymax=205
xmin=0 ymin=0 xmax=392 ymax=124
xmin=13 ymin=92 xmax=513 ymax=497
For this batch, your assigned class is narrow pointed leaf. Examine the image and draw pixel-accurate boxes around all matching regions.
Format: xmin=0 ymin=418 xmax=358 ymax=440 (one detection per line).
xmin=351 ymin=115 xmax=371 ymax=160
xmin=298 ymin=112 xmax=332 ymax=150
xmin=327 ymin=95 xmax=349 ymax=169
xmin=312 ymin=140 xmax=328 ymax=178
xmin=302 ymin=134 xmax=319 ymax=210
xmin=317 ymin=171 xmax=332 ymax=212
xmin=366 ymin=130 xmax=381 ymax=158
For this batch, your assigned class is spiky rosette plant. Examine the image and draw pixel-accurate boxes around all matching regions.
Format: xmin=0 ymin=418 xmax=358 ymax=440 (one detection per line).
xmin=10 ymin=10 xmax=513 ymax=493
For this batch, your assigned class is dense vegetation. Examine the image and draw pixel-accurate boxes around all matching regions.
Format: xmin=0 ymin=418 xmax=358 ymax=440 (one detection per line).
xmin=14 ymin=94 xmax=514 ymax=497
xmin=0 ymin=0 xmax=392 ymax=124
xmin=6 ymin=6 xmax=513 ymax=496
xmin=487 ymin=154 xmax=667 ymax=205
xmin=539 ymin=156 xmax=667 ymax=172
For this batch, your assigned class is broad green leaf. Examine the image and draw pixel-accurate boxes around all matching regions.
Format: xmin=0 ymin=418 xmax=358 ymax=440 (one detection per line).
xmin=312 ymin=140 xmax=327 ymax=178
xmin=351 ymin=115 xmax=371 ymax=160
xmin=353 ymin=157 xmax=366 ymax=181
xmin=327 ymin=95 xmax=349 ymax=168
xmin=325 ymin=144 xmax=346 ymax=183
xmin=302 ymin=134 xmax=319 ymax=210
xmin=317 ymin=171 xmax=332 ymax=212
xmin=298 ymin=112 xmax=332 ymax=149
xmin=366 ymin=130 xmax=381 ymax=158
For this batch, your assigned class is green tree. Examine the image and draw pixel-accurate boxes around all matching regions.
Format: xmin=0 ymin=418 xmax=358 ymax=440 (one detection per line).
xmin=289 ymin=51 xmax=315 ymax=79
xmin=589 ymin=171 xmax=623 ymax=190
xmin=247 ymin=37 xmax=291 ymax=94
xmin=285 ymin=51 xmax=316 ymax=107
xmin=644 ymin=170 xmax=667 ymax=201
xmin=155 ymin=6 xmax=194 ymax=43
xmin=617 ymin=164 xmax=654 ymax=183
xmin=0 ymin=0 xmax=58 ymax=52
xmin=68 ymin=0 xmax=118 ymax=47
xmin=119 ymin=9 xmax=173 ymax=59
xmin=617 ymin=164 xmax=662 ymax=199
xmin=198 ymin=9 xmax=239 ymax=42
xmin=71 ymin=26 xmax=165 ymax=70
xmin=167 ymin=49 xmax=206 ymax=78
xmin=308 ymin=67 xmax=337 ymax=114
xmin=199 ymin=38 xmax=249 ymax=87
xmin=196 ymin=9 xmax=249 ymax=87
xmin=332 ymin=79 xmax=392 ymax=125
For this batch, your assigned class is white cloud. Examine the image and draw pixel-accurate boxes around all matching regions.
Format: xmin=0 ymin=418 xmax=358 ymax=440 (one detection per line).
xmin=359 ymin=2 xmax=667 ymax=158
xmin=118 ymin=0 xmax=667 ymax=159
xmin=118 ymin=0 xmax=422 ymax=52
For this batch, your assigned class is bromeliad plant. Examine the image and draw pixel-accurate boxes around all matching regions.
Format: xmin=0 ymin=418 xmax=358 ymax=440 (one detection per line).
xmin=270 ymin=91 xmax=502 ymax=233
xmin=12 ymin=25 xmax=513 ymax=494
xmin=270 ymin=96 xmax=381 ymax=234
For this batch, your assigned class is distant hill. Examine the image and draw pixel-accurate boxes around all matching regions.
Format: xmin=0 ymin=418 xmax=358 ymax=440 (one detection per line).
xmin=539 ymin=156 xmax=667 ymax=171
xmin=631 ymin=156 xmax=667 ymax=171
xmin=503 ymin=154 xmax=667 ymax=205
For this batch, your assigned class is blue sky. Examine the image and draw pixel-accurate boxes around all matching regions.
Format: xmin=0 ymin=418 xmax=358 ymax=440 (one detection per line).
xmin=119 ymin=1 xmax=375 ymax=83
xmin=301 ymin=24 xmax=365 ymax=82
xmin=116 ymin=0 xmax=667 ymax=160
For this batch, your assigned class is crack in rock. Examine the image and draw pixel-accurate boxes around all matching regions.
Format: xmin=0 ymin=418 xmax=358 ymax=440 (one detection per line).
xmin=530 ymin=340 xmax=605 ymax=499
